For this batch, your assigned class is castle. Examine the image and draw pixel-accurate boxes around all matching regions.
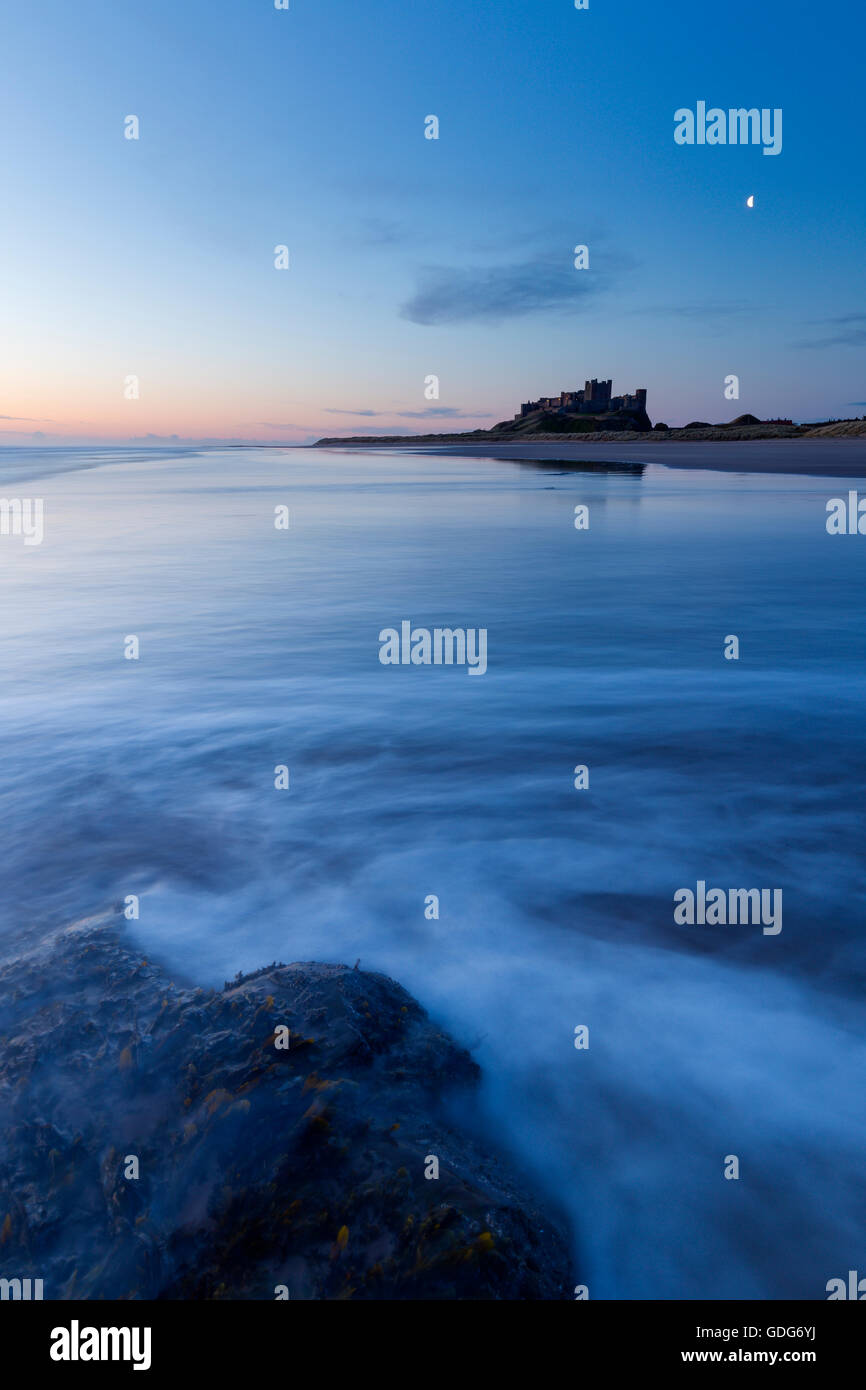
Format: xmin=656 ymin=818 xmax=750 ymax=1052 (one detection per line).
xmin=516 ymin=379 xmax=647 ymax=419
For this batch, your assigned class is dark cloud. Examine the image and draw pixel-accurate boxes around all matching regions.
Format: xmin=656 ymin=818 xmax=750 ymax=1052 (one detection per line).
xmin=399 ymin=252 xmax=620 ymax=326
xmin=318 ymin=424 xmax=421 ymax=438
xmin=794 ymin=314 xmax=866 ymax=349
xmin=323 ymin=406 xmax=492 ymax=420
xmin=395 ymin=407 xmax=493 ymax=419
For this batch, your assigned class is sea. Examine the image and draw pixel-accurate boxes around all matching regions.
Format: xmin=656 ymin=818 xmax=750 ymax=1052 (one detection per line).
xmin=1 ymin=442 xmax=864 ymax=1299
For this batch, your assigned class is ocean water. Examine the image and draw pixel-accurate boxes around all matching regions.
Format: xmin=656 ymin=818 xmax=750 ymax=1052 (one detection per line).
xmin=1 ymin=442 xmax=864 ymax=1299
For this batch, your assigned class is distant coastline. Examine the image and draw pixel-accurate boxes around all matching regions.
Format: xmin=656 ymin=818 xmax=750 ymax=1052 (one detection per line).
xmin=315 ymin=416 xmax=866 ymax=448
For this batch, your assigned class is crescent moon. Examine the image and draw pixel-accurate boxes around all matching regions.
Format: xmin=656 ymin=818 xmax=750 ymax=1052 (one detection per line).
xmin=746 ymin=195 xmax=755 ymax=208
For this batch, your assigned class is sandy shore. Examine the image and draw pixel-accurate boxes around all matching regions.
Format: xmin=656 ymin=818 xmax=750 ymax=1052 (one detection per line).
xmin=318 ymin=438 xmax=866 ymax=479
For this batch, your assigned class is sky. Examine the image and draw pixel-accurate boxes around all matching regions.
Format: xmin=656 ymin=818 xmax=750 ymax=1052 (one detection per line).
xmin=0 ymin=0 xmax=864 ymax=444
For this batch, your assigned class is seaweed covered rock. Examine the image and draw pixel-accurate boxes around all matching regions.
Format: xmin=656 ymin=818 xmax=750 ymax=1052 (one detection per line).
xmin=0 ymin=914 xmax=570 ymax=1300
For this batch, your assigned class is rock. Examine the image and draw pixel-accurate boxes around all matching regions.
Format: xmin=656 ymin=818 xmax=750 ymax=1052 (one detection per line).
xmin=0 ymin=915 xmax=571 ymax=1300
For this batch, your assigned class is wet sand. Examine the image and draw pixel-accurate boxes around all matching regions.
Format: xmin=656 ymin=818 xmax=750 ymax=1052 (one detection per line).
xmin=355 ymin=438 xmax=866 ymax=478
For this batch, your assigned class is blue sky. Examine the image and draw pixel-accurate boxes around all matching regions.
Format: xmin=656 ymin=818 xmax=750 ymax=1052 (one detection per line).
xmin=0 ymin=0 xmax=863 ymax=441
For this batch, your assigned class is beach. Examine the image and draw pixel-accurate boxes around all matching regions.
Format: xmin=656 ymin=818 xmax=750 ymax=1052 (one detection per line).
xmin=1 ymin=443 xmax=864 ymax=1298
xmin=318 ymin=437 xmax=866 ymax=478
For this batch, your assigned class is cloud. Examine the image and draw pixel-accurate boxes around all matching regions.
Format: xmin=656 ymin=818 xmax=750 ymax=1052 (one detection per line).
xmin=794 ymin=314 xmax=866 ymax=349
xmin=126 ymin=433 xmax=307 ymax=447
xmin=399 ymin=251 xmax=622 ymax=325
xmin=323 ymin=408 xmax=379 ymax=417
xmin=323 ymin=406 xmax=491 ymax=420
xmin=0 ymin=413 xmax=53 ymax=422
xmin=357 ymin=217 xmax=411 ymax=247
xmin=631 ymin=302 xmax=755 ymax=320
xmin=318 ymin=424 xmax=424 ymax=438
xmin=394 ymin=407 xmax=493 ymax=419
xmin=254 ymin=422 xmax=313 ymax=431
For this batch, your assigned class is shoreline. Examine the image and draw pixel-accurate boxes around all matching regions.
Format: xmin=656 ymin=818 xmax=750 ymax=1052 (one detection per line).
xmin=314 ymin=437 xmax=866 ymax=478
